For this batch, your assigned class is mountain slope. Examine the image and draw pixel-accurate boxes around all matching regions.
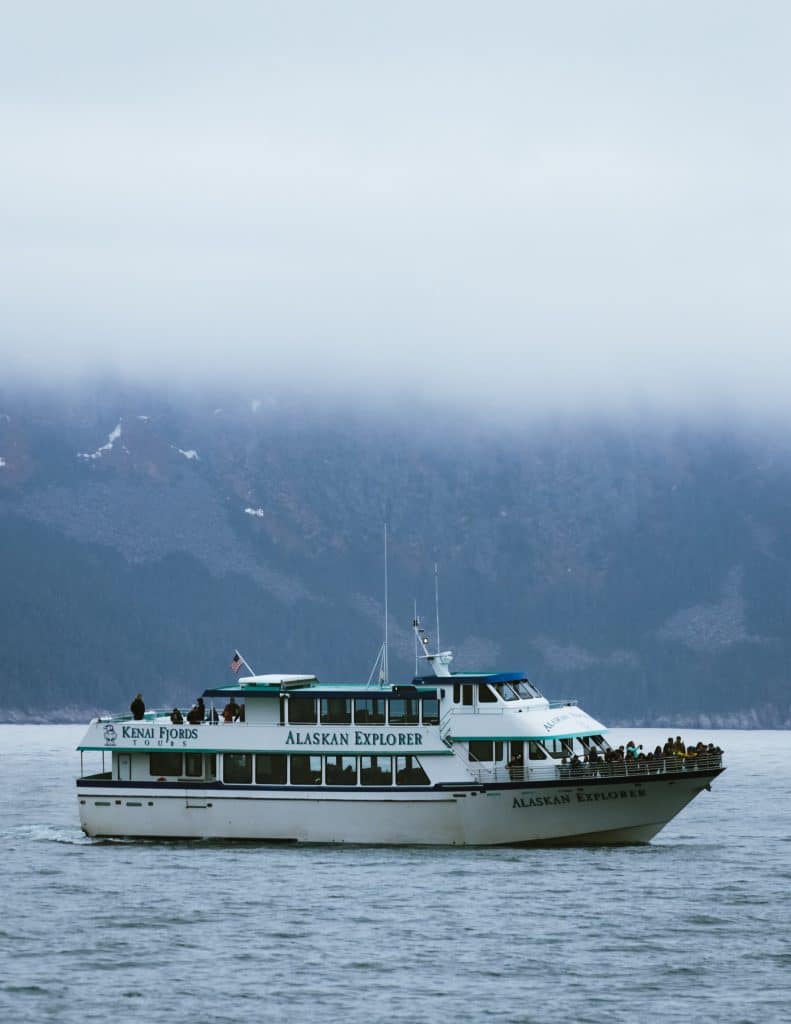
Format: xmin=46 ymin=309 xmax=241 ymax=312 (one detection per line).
xmin=1 ymin=385 xmax=790 ymax=725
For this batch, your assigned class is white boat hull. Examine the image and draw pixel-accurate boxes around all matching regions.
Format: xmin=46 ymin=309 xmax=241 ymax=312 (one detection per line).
xmin=77 ymin=770 xmax=720 ymax=846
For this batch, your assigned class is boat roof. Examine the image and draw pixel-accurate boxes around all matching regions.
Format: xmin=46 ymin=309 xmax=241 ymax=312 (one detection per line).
xmin=202 ymin=680 xmax=440 ymax=700
xmin=203 ymin=671 xmax=532 ymax=699
xmin=412 ymin=672 xmax=528 ymax=685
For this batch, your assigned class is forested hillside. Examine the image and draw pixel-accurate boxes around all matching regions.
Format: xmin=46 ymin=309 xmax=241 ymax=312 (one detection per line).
xmin=1 ymin=384 xmax=790 ymax=726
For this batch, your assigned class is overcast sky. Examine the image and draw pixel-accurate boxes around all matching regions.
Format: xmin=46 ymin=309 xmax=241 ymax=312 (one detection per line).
xmin=1 ymin=1 xmax=789 ymax=420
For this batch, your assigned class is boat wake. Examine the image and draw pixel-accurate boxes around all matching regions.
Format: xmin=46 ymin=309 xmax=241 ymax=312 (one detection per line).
xmin=3 ymin=823 xmax=94 ymax=845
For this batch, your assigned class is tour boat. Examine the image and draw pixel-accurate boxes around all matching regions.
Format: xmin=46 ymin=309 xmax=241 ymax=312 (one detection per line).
xmin=76 ymin=626 xmax=724 ymax=845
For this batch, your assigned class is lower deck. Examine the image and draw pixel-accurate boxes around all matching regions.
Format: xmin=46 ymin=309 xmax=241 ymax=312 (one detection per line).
xmin=77 ymin=762 xmax=724 ymax=846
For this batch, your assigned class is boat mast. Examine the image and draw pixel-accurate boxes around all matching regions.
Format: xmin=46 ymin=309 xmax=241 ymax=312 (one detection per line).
xmin=434 ymin=561 xmax=441 ymax=654
xmin=414 ymin=598 xmax=419 ymax=677
xmin=382 ymin=522 xmax=389 ymax=685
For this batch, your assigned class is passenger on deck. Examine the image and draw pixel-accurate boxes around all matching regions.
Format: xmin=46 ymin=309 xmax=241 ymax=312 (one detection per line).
xmin=186 ymin=704 xmax=203 ymax=725
xmin=130 ymin=694 xmax=145 ymax=720
xmin=223 ymin=697 xmax=240 ymax=722
xmin=195 ymin=697 xmax=206 ymax=722
xmin=506 ymin=752 xmax=524 ymax=780
xmin=626 ymin=740 xmax=642 ymax=759
xmin=170 ymin=708 xmax=184 ymax=724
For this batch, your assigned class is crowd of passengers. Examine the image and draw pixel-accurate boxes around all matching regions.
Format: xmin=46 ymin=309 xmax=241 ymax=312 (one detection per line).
xmin=505 ymin=736 xmax=723 ymax=779
xmin=561 ymin=736 xmax=723 ymax=776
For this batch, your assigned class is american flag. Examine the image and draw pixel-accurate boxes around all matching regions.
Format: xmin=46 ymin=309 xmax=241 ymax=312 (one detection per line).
xmin=230 ymin=653 xmax=243 ymax=674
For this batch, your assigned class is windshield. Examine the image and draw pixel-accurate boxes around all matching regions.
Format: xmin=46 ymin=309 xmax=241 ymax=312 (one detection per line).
xmin=514 ymin=679 xmax=543 ymax=699
xmin=490 ymin=683 xmax=520 ymax=701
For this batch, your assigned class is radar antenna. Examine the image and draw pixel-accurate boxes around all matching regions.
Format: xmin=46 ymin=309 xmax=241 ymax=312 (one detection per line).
xmin=411 ymin=614 xmax=453 ymax=678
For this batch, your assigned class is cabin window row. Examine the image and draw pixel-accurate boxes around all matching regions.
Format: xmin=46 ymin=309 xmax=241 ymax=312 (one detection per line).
xmin=453 ymin=680 xmax=542 ymax=705
xmin=222 ymin=752 xmax=430 ymax=787
xmin=467 ymin=740 xmax=601 ymax=762
xmin=149 ymin=752 xmax=217 ymax=777
xmin=285 ymin=696 xmax=439 ymax=726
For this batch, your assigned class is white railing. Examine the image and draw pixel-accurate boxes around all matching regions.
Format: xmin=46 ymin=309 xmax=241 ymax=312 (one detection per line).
xmin=467 ymin=752 xmax=724 ymax=784
xmin=98 ymin=708 xmax=227 ymax=725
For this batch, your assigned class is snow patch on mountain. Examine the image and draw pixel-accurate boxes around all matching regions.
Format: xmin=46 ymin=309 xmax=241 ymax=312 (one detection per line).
xmin=78 ymin=422 xmax=122 ymax=460
xmin=531 ymin=636 xmax=640 ymax=673
xmin=178 ymin=449 xmax=199 ymax=460
xmin=0 ymin=457 xmax=6 ymax=468
xmin=244 ymin=507 xmax=264 ymax=517
xmin=658 ymin=566 xmax=763 ymax=653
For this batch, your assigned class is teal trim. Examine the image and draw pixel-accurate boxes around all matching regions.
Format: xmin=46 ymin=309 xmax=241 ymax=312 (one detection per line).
xmin=451 ymin=730 xmax=608 ymax=742
xmin=78 ymin=745 xmax=454 ymax=756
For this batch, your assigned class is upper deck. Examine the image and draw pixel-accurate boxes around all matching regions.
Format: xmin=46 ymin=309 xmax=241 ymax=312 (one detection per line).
xmin=77 ymin=668 xmax=609 ymax=758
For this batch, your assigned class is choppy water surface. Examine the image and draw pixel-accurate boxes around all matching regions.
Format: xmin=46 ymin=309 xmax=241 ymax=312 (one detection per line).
xmin=1 ymin=726 xmax=789 ymax=1023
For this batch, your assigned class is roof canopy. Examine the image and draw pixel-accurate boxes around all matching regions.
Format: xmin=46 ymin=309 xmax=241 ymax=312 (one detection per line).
xmin=412 ymin=671 xmax=526 ymax=685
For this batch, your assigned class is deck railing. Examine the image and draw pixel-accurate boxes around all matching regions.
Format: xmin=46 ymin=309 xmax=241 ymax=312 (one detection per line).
xmin=468 ymin=752 xmax=724 ymax=785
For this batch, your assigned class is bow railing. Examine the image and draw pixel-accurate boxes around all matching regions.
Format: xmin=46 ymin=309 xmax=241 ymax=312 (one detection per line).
xmin=468 ymin=751 xmax=724 ymax=785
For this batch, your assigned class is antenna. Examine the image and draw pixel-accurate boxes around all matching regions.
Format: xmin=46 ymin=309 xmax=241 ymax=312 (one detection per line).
xmin=364 ymin=523 xmax=392 ymax=689
xmin=383 ymin=522 xmax=389 ymax=685
xmin=434 ymin=562 xmax=441 ymax=654
xmin=413 ymin=598 xmax=419 ymax=677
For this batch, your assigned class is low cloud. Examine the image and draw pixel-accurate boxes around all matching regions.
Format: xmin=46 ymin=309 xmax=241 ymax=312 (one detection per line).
xmin=2 ymin=2 xmax=789 ymax=422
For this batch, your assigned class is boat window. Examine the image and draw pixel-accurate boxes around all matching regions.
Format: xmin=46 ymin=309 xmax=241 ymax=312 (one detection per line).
xmin=224 ymin=753 xmax=253 ymax=784
xmin=527 ymin=741 xmax=547 ymax=760
xmin=320 ymin=698 xmax=351 ymax=725
xmin=184 ymin=753 xmax=203 ymax=777
xmin=256 ymin=753 xmax=286 ymax=785
xmin=395 ymin=756 xmax=430 ymax=786
xmin=288 ymin=697 xmax=317 ymax=724
xmin=515 ymin=679 xmax=543 ymax=699
xmin=453 ymin=683 xmax=461 ymax=704
xmin=360 ymin=755 xmax=392 ymax=786
xmin=290 ymin=754 xmax=322 ymax=786
xmin=478 ymin=686 xmax=497 ymax=703
xmin=469 ymin=740 xmax=494 ymax=761
xmin=150 ymin=752 xmax=183 ymax=776
xmin=421 ymin=698 xmax=439 ymax=725
xmin=467 ymin=740 xmax=504 ymax=762
xmin=325 ymin=755 xmax=357 ymax=786
xmin=543 ymin=738 xmax=574 ymax=759
xmin=462 ymin=685 xmax=473 ymax=706
xmin=389 ymin=698 xmax=419 ymax=724
xmin=354 ymin=697 xmax=386 ymax=724
xmin=498 ymin=683 xmax=520 ymax=701
xmin=207 ymin=754 xmax=217 ymax=779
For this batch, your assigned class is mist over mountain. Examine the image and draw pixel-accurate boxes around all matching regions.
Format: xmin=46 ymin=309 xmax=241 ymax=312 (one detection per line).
xmin=1 ymin=382 xmax=789 ymax=727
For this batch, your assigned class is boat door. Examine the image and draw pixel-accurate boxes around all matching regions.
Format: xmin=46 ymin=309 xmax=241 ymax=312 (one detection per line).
xmin=117 ymin=754 xmax=131 ymax=781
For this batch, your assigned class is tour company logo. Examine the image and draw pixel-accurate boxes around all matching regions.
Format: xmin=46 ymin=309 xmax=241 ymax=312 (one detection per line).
xmin=103 ymin=723 xmax=117 ymax=744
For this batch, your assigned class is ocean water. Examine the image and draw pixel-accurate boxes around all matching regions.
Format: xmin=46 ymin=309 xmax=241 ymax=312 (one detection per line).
xmin=0 ymin=726 xmax=789 ymax=1024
